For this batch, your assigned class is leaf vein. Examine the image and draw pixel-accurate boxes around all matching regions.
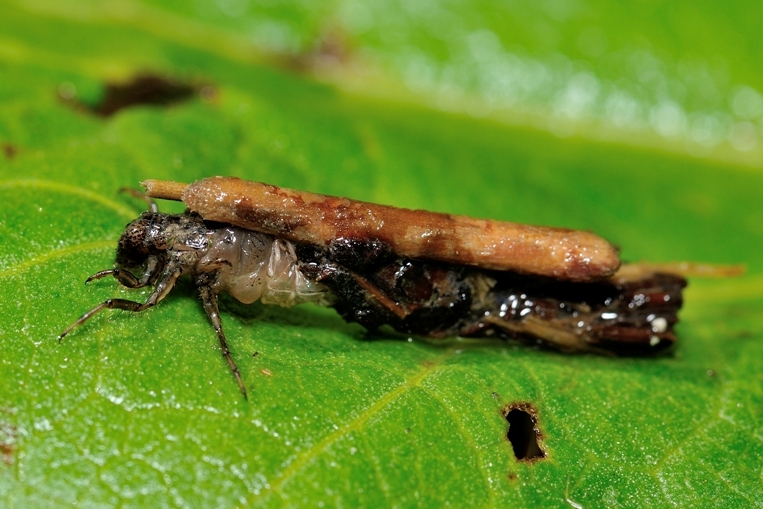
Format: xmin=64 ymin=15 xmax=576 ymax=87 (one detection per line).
xmin=416 ymin=384 xmax=495 ymax=506
xmin=246 ymin=347 xmax=459 ymax=503
xmin=0 ymin=240 xmax=114 ymax=278
xmin=0 ymin=179 xmax=137 ymax=219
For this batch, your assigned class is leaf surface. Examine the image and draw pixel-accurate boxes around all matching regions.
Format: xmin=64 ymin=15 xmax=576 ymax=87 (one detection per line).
xmin=1 ymin=1 xmax=762 ymax=508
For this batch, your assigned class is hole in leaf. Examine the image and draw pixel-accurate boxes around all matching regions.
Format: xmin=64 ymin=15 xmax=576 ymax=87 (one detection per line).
xmin=503 ymin=402 xmax=546 ymax=462
xmin=65 ymin=74 xmax=202 ymax=117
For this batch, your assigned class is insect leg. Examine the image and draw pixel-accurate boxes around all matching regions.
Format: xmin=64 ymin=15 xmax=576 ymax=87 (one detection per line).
xmin=348 ymin=272 xmax=409 ymax=320
xmin=198 ymin=285 xmax=248 ymax=400
xmin=309 ymin=261 xmax=410 ymax=322
xmin=58 ymin=267 xmax=181 ymax=341
xmin=306 ymin=262 xmax=410 ymax=320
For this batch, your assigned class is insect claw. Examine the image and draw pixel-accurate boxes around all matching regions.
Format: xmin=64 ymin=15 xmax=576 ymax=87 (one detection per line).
xmin=58 ymin=319 xmax=80 ymax=343
xmin=57 ymin=321 xmax=79 ymax=343
xmin=57 ymin=312 xmax=92 ymax=343
xmin=86 ymin=269 xmax=117 ymax=283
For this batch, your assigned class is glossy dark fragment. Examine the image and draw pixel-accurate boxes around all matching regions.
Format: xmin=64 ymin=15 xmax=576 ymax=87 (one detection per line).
xmin=300 ymin=241 xmax=686 ymax=355
xmin=298 ymin=246 xmax=473 ymax=336
xmin=326 ymin=237 xmax=395 ymax=272
xmin=478 ymin=271 xmax=686 ymax=355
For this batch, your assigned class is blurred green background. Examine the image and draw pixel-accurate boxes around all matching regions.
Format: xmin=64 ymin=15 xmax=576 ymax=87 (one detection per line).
xmin=1 ymin=0 xmax=761 ymax=507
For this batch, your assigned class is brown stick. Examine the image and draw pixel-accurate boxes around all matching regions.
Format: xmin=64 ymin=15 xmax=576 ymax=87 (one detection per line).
xmin=611 ymin=261 xmax=745 ymax=283
xmin=141 ymin=179 xmax=187 ymax=201
xmin=143 ymin=177 xmax=621 ymax=281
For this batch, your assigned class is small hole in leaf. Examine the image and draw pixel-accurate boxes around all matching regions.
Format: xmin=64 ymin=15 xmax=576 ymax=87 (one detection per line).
xmin=503 ymin=402 xmax=545 ymax=462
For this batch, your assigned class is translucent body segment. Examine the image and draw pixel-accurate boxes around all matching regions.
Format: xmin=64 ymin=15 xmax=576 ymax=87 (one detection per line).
xmin=201 ymin=226 xmax=329 ymax=306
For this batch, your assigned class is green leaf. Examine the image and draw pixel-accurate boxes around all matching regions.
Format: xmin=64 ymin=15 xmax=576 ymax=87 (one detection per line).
xmin=1 ymin=1 xmax=762 ymax=507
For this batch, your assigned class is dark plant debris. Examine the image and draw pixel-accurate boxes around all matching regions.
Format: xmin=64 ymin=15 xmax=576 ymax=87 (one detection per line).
xmin=279 ymin=27 xmax=354 ymax=74
xmin=0 ymin=443 xmax=13 ymax=466
xmin=502 ymin=402 xmax=546 ymax=462
xmin=0 ymin=420 xmax=17 ymax=466
xmin=2 ymin=143 xmax=17 ymax=160
xmin=62 ymin=74 xmax=205 ymax=117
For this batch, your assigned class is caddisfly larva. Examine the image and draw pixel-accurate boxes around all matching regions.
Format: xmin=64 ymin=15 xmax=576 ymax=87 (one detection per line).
xmin=59 ymin=205 xmax=330 ymax=398
xmin=61 ymin=177 xmax=735 ymax=398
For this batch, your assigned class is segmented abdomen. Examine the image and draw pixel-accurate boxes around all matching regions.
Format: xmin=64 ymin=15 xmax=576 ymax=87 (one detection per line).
xmin=201 ymin=227 xmax=329 ymax=307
